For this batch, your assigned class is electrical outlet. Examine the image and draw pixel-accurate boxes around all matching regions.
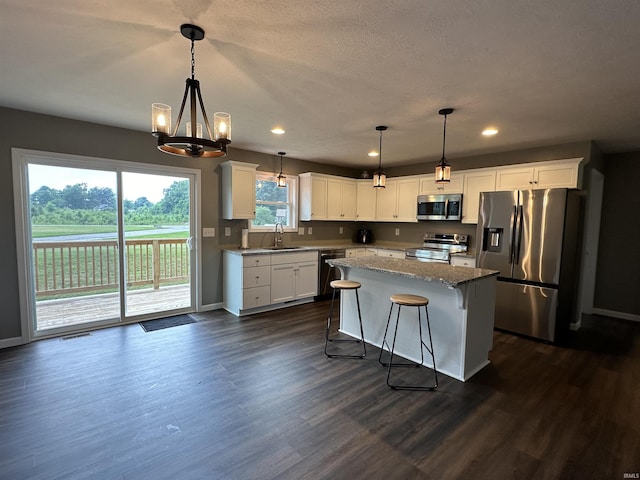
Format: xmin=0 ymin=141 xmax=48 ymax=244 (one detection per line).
xmin=298 ymin=227 xmax=305 ymax=235
xmin=339 ymin=227 xmax=343 ymax=234
xmin=308 ymin=227 xmax=313 ymax=235
xmin=395 ymin=228 xmax=400 ymax=236
xmin=224 ymin=227 xmax=231 ymax=236
xmin=203 ymin=227 xmax=215 ymax=237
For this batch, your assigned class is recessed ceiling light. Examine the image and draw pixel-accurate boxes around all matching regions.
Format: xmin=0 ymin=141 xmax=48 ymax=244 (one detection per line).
xmin=271 ymin=127 xmax=285 ymax=135
xmin=482 ymin=128 xmax=499 ymax=136
xmin=368 ymin=151 xmax=378 ymax=157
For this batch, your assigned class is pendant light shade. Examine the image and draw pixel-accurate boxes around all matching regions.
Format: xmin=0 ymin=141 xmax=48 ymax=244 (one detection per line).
xmin=435 ymin=108 xmax=454 ymax=184
xmin=373 ymin=125 xmax=387 ymax=188
xmin=151 ymin=24 xmax=231 ymax=158
xmin=277 ymin=152 xmax=286 ymax=187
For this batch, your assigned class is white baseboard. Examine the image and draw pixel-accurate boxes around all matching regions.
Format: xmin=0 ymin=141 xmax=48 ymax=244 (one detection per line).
xmin=0 ymin=336 xmax=27 ymax=350
xmin=199 ymin=302 xmax=224 ymax=312
xmin=591 ymin=308 xmax=640 ymax=323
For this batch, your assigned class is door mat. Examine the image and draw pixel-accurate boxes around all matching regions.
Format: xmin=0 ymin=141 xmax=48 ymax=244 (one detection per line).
xmin=139 ymin=314 xmax=196 ymax=332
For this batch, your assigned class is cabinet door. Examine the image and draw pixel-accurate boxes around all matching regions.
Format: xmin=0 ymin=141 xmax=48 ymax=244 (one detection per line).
xmin=495 ymin=166 xmax=534 ymax=191
xmin=326 ymin=177 xmax=342 ymax=220
xmin=295 ymin=262 xmax=319 ymax=298
xmin=419 ymin=173 xmax=464 ymax=194
xmin=270 ymin=264 xmax=296 ymax=303
xmin=356 ymin=180 xmax=377 ymax=221
xmin=535 ymin=162 xmax=580 ymax=188
xmin=450 ymin=256 xmax=476 ymax=267
xmin=309 ymin=176 xmax=328 ymax=220
xmin=221 ymin=162 xmax=258 ymax=220
xmin=462 ymin=170 xmax=496 ymax=224
xmin=341 ymin=180 xmax=357 ymax=220
xmin=395 ymin=177 xmax=419 ymax=222
xmin=375 ymin=181 xmax=398 ymax=221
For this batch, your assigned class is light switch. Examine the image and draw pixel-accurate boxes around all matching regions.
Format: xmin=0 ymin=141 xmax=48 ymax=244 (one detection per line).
xmin=308 ymin=227 xmax=313 ymax=235
xmin=203 ymin=227 xmax=215 ymax=237
xmin=395 ymin=228 xmax=400 ymax=236
xmin=298 ymin=227 xmax=305 ymax=235
xmin=339 ymin=227 xmax=343 ymax=234
xmin=224 ymin=227 xmax=231 ymax=236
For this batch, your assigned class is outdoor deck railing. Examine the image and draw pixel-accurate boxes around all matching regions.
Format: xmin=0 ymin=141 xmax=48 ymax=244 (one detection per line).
xmin=32 ymin=239 xmax=189 ymax=298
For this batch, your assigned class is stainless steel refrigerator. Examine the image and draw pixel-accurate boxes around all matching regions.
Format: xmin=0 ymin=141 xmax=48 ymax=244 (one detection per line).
xmin=476 ymin=188 xmax=581 ymax=342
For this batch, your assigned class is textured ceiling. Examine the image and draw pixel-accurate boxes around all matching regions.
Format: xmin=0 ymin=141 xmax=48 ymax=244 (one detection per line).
xmin=1 ymin=0 xmax=640 ymax=169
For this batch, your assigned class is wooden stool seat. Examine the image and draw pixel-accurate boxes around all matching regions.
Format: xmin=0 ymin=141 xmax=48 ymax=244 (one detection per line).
xmin=330 ymin=280 xmax=361 ymax=290
xmin=389 ymin=294 xmax=429 ymax=307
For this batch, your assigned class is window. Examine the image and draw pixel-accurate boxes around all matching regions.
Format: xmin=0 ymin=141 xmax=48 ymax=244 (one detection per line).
xmin=250 ymin=172 xmax=298 ymax=232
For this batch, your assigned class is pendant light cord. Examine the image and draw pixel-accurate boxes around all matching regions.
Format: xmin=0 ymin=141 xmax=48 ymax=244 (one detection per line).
xmin=191 ymin=37 xmax=196 ymax=80
xmin=378 ymin=128 xmax=383 ymax=169
xmin=441 ymin=112 xmax=448 ymax=161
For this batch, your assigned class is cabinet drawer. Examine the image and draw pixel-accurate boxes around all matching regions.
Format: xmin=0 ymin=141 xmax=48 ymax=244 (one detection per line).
xmin=450 ymin=256 xmax=476 ymax=268
xmin=243 ymin=286 xmax=271 ymax=309
xmin=243 ymin=255 xmax=271 ymax=268
xmin=270 ymin=251 xmax=318 ymax=265
xmin=243 ymin=265 xmax=271 ymax=288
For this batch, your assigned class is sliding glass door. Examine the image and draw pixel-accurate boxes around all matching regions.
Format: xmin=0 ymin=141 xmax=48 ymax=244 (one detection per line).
xmin=13 ymin=149 xmax=198 ymax=339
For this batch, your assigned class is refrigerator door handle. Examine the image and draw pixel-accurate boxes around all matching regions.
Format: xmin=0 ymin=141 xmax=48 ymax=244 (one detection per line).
xmin=509 ymin=205 xmax=518 ymax=264
xmin=514 ymin=205 xmax=524 ymax=264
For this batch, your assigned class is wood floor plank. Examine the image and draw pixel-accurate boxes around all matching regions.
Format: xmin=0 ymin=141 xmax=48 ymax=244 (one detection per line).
xmin=0 ymin=301 xmax=638 ymax=479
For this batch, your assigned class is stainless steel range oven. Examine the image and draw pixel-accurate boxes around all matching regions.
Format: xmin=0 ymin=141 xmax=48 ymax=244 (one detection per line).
xmin=405 ymin=233 xmax=469 ymax=263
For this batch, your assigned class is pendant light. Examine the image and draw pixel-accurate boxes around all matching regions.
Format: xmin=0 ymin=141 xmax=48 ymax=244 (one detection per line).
xmin=276 ymin=151 xmax=287 ymax=187
xmin=372 ymin=125 xmax=387 ymax=188
xmin=435 ymin=108 xmax=454 ymax=184
xmin=151 ymin=24 xmax=231 ymax=158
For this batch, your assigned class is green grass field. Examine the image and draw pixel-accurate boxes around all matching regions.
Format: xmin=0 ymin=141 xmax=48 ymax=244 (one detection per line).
xmin=31 ymin=225 xmax=188 ymax=239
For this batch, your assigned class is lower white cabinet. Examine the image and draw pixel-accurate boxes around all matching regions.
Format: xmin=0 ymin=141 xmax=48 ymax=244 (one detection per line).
xmin=376 ymin=248 xmax=405 ymax=259
xmin=224 ymin=250 xmax=318 ymax=316
xmin=450 ymin=255 xmax=476 ymax=268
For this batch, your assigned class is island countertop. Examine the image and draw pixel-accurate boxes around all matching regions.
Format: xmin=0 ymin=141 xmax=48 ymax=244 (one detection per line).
xmin=327 ymin=256 xmax=498 ymax=287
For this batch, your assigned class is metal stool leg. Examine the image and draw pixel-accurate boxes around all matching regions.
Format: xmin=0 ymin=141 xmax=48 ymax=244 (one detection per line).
xmin=385 ymin=303 xmax=438 ymax=391
xmin=324 ymin=287 xmax=366 ymax=359
xmin=379 ymin=303 xmax=417 ymax=368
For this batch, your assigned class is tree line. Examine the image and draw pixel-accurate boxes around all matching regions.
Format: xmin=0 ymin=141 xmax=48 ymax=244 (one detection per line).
xmin=30 ymin=180 xmax=190 ymax=225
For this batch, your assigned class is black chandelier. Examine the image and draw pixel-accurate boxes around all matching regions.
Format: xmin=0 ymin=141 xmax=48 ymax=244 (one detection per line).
xmin=372 ymin=125 xmax=387 ymax=188
xmin=277 ymin=152 xmax=287 ymax=187
xmin=151 ymin=24 xmax=231 ymax=158
xmin=435 ymin=108 xmax=454 ymax=183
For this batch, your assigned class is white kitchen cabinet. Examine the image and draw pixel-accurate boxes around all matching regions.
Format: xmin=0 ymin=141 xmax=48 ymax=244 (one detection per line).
xmin=223 ymin=252 xmax=272 ymax=315
xmin=270 ymin=251 xmax=318 ymax=304
xmin=450 ymin=255 xmax=476 ymax=268
xmin=419 ymin=172 xmax=464 ymax=195
xmin=462 ymin=169 xmax=497 ymax=224
xmin=327 ymin=176 xmax=357 ymax=220
xmin=223 ymin=250 xmax=318 ymax=315
xmin=495 ymin=158 xmax=583 ymax=191
xmin=346 ymin=248 xmax=366 ymax=258
xmin=299 ymin=173 xmax=328 ymax=221
xmin=356 ymin=180 xmax=377 ymax=221
xmin=221 ymin=161 xmax=259 ymax=220
xmin=364 ymin=247 xmax=379 ymax=256
xmin=376 ymin=248 xmax=405 ymax=259
xmin=375 ymin=176 xmax=419 ymax=222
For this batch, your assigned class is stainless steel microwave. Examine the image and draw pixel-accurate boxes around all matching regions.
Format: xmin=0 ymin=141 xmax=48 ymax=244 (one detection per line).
xmin=417 ymin=194 xmax=463 ymax=221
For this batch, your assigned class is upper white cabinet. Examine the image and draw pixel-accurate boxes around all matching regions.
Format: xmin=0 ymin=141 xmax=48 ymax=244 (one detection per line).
xmin=461 ymin=169 xmax=496 ymax=224
xmin=419 ymin=172 xmax=464 ymax=195
xmin=495 ymin=158 xmax=584 ymax=191
xmin=299 ymin=173 xmax=328 ymax=221
xmin=356 ymin=180 xmax=377 ymax=221
xmin=326 ymin=176 xmax=357 ymax=220
xmin=375 ymin=176 xmax=419 ymax=222
xmin=221 ymin=161 xmax=259 ymax=220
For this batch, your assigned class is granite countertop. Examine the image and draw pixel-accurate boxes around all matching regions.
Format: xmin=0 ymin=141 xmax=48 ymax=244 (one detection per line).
xmin=224 ymin=242 xmax=420 ymax=255
xmin=326 ymin=256 xmax=498 ymax=287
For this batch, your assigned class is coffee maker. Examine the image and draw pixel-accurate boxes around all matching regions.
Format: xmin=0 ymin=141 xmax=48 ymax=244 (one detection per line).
xmin=356 ymin=229 xmax=373 ymax=244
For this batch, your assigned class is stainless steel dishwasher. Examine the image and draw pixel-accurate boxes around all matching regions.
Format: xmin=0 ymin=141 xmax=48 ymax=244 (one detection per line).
xmin=317 ymin=249 xmax=346 ymax=298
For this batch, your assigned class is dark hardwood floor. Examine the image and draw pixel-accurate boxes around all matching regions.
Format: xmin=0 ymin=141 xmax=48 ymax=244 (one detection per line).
xmin=1 ymin=301 xmax=638 ymax=479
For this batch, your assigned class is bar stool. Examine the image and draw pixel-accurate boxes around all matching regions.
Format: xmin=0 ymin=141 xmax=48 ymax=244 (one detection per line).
xmin=378 ymin=293 xmax=438 ymax=390
xmin=324 ymin=280 xmax=366 ymax=359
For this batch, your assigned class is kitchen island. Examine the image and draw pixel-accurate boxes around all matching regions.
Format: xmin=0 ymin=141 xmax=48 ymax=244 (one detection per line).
xmin=326 ymin=257 xmax=499 ymax=382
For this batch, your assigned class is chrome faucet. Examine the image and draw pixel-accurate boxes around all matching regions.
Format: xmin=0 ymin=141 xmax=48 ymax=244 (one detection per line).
xmin=274 ymin=222 xmax=284 ymax=247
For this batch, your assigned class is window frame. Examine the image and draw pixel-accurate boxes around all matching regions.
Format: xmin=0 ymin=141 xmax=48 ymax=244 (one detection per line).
xmin=249 ymin=172 xmax=298 ymax=232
